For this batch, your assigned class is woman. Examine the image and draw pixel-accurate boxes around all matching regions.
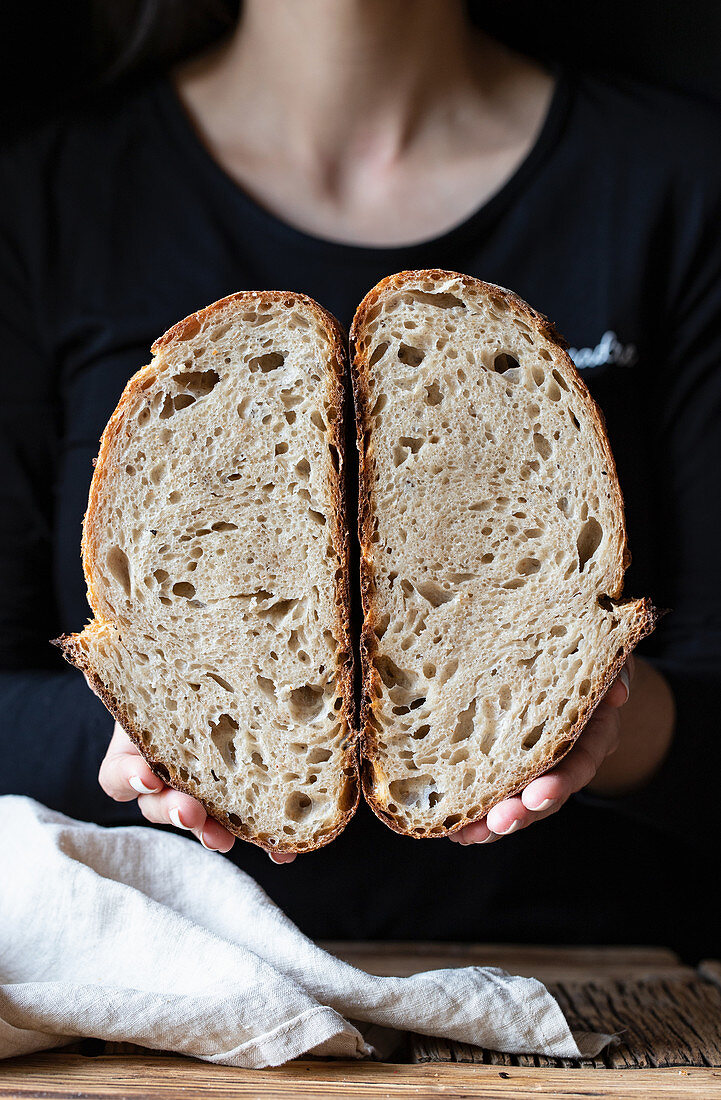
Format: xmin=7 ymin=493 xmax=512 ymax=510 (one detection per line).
xmin=1 ymin=0 xmax=718 ymax=955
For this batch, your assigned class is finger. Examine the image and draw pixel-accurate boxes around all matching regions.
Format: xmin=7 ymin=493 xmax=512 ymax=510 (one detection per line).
xmin=99 ymin=750 xmax=164 ymax=802
xmin=200 ymin=816 xmax=236 ymax=854
xmin=137 ymin=787 xmax=208 ymax=833
xmin=449 ymin=819 xmax=499 ymax=844
xmin=269 ymin=851 xmax=297 ymax=864
xmin=522 ymin=707 xmax=621 ymax=810
xmin=486 ymin=796 xmax=534 ymax=836
xmin=603 ymin=660 xmax=632 ymax=709
xmin=99 ymin=726 xmax=164 ymax=802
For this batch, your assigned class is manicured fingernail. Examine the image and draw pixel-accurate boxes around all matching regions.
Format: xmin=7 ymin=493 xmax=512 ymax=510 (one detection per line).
xmin=619 ymin=667 xmax=631 ymax=702
xmin=479 ymin=831 xmax=497 ymax=843
xmin=497 ymin=819 xmax=521 ymax=835
xmin=129 ymin=775 xmax=161 ymax=795
xmin=200 ymin=831 xmax=219 ymax=852
xmin=529 ymin=797 xmax=559 ymax=812
xmin=169 ymin=807 xmax=190 ymax=830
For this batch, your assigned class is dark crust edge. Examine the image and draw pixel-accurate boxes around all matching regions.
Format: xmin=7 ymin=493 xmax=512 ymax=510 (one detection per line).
xmin=56 ymin=290 xmax=359 ymax=855
xmin=349 ymin=268 xmax=658 ymax=839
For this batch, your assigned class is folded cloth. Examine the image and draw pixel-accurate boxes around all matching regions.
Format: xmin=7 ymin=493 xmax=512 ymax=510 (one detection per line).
xmin=0 ymin=797 xmax=611 ymax=1066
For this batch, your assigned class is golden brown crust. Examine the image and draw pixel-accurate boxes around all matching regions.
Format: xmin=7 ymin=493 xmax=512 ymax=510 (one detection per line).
xmin=350 ymin=269 xmax=657 ymax=839
xmin=58 ymin=290 xmax=358 ymax=854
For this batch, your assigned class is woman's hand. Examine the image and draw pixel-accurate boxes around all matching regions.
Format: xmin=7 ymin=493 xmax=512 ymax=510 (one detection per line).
xmin=98 ymin=721 xmax=236 ymax=853
xmin=449 ymin=660 xmax=634 ymax=846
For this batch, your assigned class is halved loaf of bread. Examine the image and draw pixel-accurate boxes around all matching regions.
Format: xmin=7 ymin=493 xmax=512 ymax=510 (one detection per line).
xmin=351 ymin=270 xmax=656 ymax=838
xmin=57 ymin=291 xmax=358 ymax=853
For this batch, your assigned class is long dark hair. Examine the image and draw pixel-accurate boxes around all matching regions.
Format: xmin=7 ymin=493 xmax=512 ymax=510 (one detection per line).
xmin=94 ymin=0 xmax=241 ymax=84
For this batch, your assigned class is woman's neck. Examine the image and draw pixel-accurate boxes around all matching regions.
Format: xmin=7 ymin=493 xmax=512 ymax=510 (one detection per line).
xmin=174 ymin=1 xmax=554 ymax=246
xmin=181 ymin=0 xmax=487 ymax=166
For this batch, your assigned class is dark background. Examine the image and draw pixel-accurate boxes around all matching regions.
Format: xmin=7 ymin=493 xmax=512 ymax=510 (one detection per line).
xmin=2 ymin=0 xmax=721 ymax=142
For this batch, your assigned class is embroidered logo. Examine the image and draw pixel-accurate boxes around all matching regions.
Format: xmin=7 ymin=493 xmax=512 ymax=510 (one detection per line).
xmin=568 ymin=331 xmax=638 ymax=370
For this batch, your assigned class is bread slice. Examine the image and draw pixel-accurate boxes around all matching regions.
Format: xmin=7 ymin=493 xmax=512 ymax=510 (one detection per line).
xmin=351 ymin=269 xmax=656 ymax=839
xmin=57 ymin=291 xmax=358 ymax=853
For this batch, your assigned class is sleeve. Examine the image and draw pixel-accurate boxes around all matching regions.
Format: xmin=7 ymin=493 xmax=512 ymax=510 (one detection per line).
xmin=581 ymin=139 xmax=721 ymax=847
xmin=0 ymin=148 xmax=137 ymax=826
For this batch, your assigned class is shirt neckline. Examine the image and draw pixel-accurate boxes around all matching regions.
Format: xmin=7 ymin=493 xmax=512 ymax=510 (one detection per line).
xmin=153 ymin=64 xmax=573 ymax=261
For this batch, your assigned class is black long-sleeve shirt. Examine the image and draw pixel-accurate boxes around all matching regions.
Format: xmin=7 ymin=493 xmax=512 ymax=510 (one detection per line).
xmin=1 ymin=66 xmax=720 ymax=957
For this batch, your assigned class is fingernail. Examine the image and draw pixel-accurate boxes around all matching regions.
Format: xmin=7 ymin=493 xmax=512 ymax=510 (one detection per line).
xmin=497 ymin=819 xmax=521 ymax=835
xmin=619 ymin=667 xmax=631 ymax=702
xmin=529 ymin=797 xmax=559 ymax=812
xmin=169 ymin=807 xmax=190 ymax=830
xmin=200 ymin=832 xmax=219 ymax=852
xmin=479 ymin=831 xmax=497 ymax=843
xmin=129 ymin=775 xmax=161 ymax=795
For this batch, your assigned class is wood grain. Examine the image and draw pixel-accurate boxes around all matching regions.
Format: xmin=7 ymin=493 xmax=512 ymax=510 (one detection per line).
xmin=0 ymin=1055 xmax=720 ymax=1099
xmin=411 ymin=973 xmax=721 ymax=1070
xmin=322 ymin=941 xmax=689 ymax=982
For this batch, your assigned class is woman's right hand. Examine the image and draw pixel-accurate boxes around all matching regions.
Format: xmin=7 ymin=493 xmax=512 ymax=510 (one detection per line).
xmin=98 ymin=721 xmax=236 ymax=853
xmin=98 ymin=722 xmax=297 ymax=862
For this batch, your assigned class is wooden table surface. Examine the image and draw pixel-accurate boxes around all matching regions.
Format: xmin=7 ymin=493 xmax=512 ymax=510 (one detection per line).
xmin=2 ymin=943 xmax=720 ymax=1099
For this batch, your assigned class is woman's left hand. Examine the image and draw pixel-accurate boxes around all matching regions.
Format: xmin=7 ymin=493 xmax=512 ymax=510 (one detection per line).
xmin=449 ymin=658 xmax=633 ymax=846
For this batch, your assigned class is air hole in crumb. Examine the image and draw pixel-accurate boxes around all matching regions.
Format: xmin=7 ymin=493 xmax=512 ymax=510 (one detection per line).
xmin=369 ymin=341 xmax=389 ymax=366
xmin=308 ymin=747 xmax=332 ymax=764
xmin=438 ymin=659 xmax=458 ymax=685
xmin=577 ymin=518 xmax=603 ymax=570
xmin=209 ymin=713 xmax=238 ymax=770
xmin=207 ymin=672 xmax=234 ymax=692
xmin=494 ymin=353 xmax=520 ymax=374
xmin=370 ymin=393 xmax=388 ymax=417
xmin=411 ymin=290 xmax=465 ymax=310
xmin=516 ymin=557 xmax=541 ymax=576
xmin=285 ymin=792 xmax=312 ymax=821
xmin=522 ymin=722 xmax=545 ymax=750
xmin=172 ymin=368 xmax=220 ymax=396
xmin=375 ymin=613 xmax=391 ymax=639
xmin=388 ymin=774 xmax=438 ymax=808
xmin=288 ymin=685 xmax=325 ymax=720
xmin=160 ymin=393 xmax=196 ymax=419
xmin=424 ymin=381 xmax=444 ymax=405
xmin=451 ymin=697 xmax=476 ymax=743
xmin=172 ymin=581 xmax=196 ymax=598
xmin=415 ymin=580 xmax=455 ymax=607
xmin=249 ymin=352 xmax=285 ymax=373
xmin=107 ymin=546 xmax=131 ymax=597
xmin=398 ymin=343 xmax=425 ymax=367
xmin=533 ymin=432 xmax=552 ymax=459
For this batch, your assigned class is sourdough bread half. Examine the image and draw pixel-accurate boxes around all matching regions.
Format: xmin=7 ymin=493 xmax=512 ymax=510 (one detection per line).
xmin=57 ymin=292 xmax=358 ymax=853
xmin=351 ymin=270 xmax=656 ymax=839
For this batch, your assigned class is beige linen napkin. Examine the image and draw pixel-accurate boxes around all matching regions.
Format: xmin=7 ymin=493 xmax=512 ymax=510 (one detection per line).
xmin=0 ymin=796 xmax=611 ymax=1066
